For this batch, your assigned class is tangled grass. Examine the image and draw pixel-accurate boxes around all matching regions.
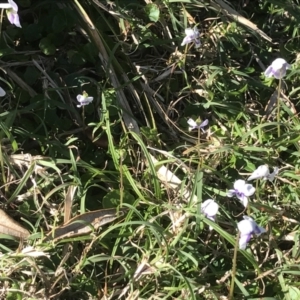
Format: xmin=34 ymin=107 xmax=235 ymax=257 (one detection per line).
xmin=0 ymin=0 xmax=300 ymax=299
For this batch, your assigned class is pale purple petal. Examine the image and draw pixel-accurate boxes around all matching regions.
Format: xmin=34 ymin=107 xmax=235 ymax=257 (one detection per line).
xmin=253 ymin=225 xmax=266 ymax=236
xmin=86 ymin=96 xmax=93 ymax=102
xmin=199 ymin=119 xmax=209 ymax=129
xmin=181 ymin=28 xmax=201 ymax=48
xmin=194 ymin=39 xmax=201 ymax=48
xmin=181 ymin=36 xmax=193 ymax=46
xmin=6 ymin=10 xmax=21 ymax=28
xmin=0 ymin=87 xmax=6 ymax=97
xmin=267 ymin=167 xmax=279 ymax=182
xmin=248 ymin=165 xmax=270 ymax=181
xmin=265 ymin=58 xmax=290 ymax=79
xmin=273 ymin=69 xmax=286 ymax=79
xmin=238 ymin=216 xmax=266 ymax=249
xmin=228 ymin=180 xmax=254 ymax=207
xmin=184 ymin=28 xmax=195 ymax=36
xmin=264 ymin=66 xmax=273 ymax=77
xmin=236 ymin=194 xmax=248 ymax=207
xmin=12 ymin=12 xmax=21 ymax=28
xmin=227 ymin=189 xmax=236 ymax=197
xmin=239 ymin=234 xmax=251 ymax=250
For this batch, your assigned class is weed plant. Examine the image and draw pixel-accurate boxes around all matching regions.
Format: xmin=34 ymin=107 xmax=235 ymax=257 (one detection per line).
xmin=0 ymin=0 xmax=299 ymax=299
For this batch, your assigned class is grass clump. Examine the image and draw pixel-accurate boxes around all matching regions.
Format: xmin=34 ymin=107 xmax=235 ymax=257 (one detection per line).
xmin=0 ymin=0 xmax=299 ymax=299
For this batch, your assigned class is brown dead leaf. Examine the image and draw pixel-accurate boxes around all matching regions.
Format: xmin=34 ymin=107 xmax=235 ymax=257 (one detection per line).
xmin=64 ymin=185 xmax=77 ymax=223
xmin=0 ymin=209 xmax=30 ymax=239
xmin=46 ymin=207 xmax=128 ymax=241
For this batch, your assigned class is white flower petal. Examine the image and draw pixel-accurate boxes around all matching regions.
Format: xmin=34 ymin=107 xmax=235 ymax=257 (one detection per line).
xmin=267 ymin=167 xmax=279 ymax=182
xmin=201 ymin=199 xmax=218 ymax=217
xmin=242 ymin=183 xmax=255 ymax=197
xmin=184 ymin=28 xmax=195 ymax=37
xmin=248 ymin=165 xmax=269 ymax=181
xmin=77 ymin=94 xmax=84 ymax=102
xmin=76 ymin=94 xmax=93 ymax=106
xmin=238 ymin=218 xmax=256 ymax=235
xmin=238 ymin=216 xmax=266 ymax=240
xmin=8 ymin=0 xmax=18 ymax=12
xmin=0 ymin=87 xmax=6 ymax=97
xmin=233 ymin=179 xmax=246 ymax=191
xmin=187 ymin=118 xmax=197 ymax=128
xmin=271 ymin=58 xmax=288 ymax=70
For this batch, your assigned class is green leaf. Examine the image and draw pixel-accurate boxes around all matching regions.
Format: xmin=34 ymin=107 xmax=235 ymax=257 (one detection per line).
xmin=39 ymin=37 xmax=56 ymax=55
xmin=289 ymin=287 xmax=300 ymax=300
xmin=145 ymin=4 xmax=160 ymax=22
xmin=24 ymin=66 xmax=40 ymax=85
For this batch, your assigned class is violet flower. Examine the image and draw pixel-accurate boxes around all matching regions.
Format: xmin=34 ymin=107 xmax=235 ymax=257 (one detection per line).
xmin=201 ymin=199 xmax=219 ymax=230
xmin=181 ymin=27 xmax=201 ymax=48
xmin=187 ymin=118 xmax=208 ymax=132
xmin=0 ymin=0 xmax=21 ymax=28
xmin=264 ymin=58 xmax=290 ymax=79
xmin=227 ymin=179 xmax=255 ymax=207
xmin=237 ymin=216 xmax=266 ymax=250
xmin=76 ymin=92 xmax=93 ymax=108
xmin=248 ymin=165 xmax=279 ymax=182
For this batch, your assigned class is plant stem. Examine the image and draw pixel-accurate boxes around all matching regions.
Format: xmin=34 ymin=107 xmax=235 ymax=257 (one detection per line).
xmin=277 ymin=78 xmax=282 ymax=137
xmin=229 ymin=231 xmax=240 ymax=300
xmin=198 ymin=128 xmax=202 ymax=168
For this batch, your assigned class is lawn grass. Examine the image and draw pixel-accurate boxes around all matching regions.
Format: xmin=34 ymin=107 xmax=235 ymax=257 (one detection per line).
xmin=0 ymin=0 xmax=300 ymax=299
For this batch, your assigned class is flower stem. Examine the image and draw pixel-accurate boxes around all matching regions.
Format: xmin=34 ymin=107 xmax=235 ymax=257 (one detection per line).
xmin=277 ymin=78 xmax=282 ymax=137
xmin=229 ymin=231 xmax=240 ymax=300
xmin=197 ymin=128 xmax=202 ymax=168
xmin=82 ymin=106 xmax=85 ymax=127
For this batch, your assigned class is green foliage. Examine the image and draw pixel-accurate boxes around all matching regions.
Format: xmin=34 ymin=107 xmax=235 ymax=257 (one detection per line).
xmin=0 ymin=0 xmax=299 ymax=299
xmin=145 ymin=3 xmax=160 ymax=22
